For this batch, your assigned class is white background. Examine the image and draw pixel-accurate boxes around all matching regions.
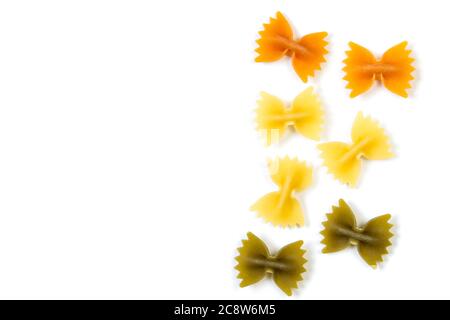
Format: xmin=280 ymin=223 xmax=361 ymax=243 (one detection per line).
xmin=0 ymin=0 xmax=447 ymax=299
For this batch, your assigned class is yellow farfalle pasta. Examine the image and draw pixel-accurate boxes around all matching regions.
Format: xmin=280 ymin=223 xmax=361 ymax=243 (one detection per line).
xmin=318 ymin=112 xmax=394 ymax=187
xmin=256 ymin=87 xmax=324 ymax=145
xmin=235 ymin=232 xmax=307 ymax=296
xmin=343 ymin=41 xmax=414 ymax=98
xmin=321 ymin=199 xmax=394 ymax=268
xmin=250 ymin=157 xmax=312 ymax=227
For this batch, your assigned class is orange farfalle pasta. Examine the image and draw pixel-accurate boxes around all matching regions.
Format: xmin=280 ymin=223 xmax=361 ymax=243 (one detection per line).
xmin=255 ymin=12 xmax=328 ymax=82
xmin=343 ymin=41 xmax=415 ymax=98
xmin=255 ymin=87 xmax=324 ymax=145
xmin=250 ymin=157 xmax=312 ymax=227
xmin=318 ymin=112 xmax=394 ymax=187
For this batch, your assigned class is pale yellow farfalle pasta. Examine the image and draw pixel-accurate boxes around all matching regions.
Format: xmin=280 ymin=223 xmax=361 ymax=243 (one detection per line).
xmin=318 ymin=112 xmax=394 ymax=187
xmin=256 ymin=87 xmax=324 ymax=145
xmin=251 ymin=157 xmax=312 ymax=227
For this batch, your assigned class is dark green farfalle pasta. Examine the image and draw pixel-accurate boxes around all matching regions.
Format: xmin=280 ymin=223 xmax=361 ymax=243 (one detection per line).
xmin=321 ymin=199 xmax=394 ymax=268
xmin=235 ymin=232 xmax=307 ymax=296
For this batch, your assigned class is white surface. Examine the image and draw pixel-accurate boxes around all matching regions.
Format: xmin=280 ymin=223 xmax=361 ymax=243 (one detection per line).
xmin=0 ymin=0 xmax=447 ymax=299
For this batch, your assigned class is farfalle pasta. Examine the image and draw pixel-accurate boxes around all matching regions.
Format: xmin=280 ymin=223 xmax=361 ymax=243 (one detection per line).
xmin=250 ymin=157 xmax=312 ymax=227
xmin=318 ymin=112 xmax=394 ymax=187
xmin=255 ymin=12 xmax=328 ymax=82
xmin=235 ymin=232 xmax=307 ymax=296
xmin=321 ymin=199 xmax=394 ymax=268
xmin=343 ymin=41 xmax=414 ymax=98
xmin=256 ymin=87 xmax=324 ymax=145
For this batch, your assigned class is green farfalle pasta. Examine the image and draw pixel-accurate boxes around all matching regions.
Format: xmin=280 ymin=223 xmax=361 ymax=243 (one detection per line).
xmin=235 ymin=232 xmax=307 ymax=296
xmin=321 ymin=199 xmax=394 ymax=268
